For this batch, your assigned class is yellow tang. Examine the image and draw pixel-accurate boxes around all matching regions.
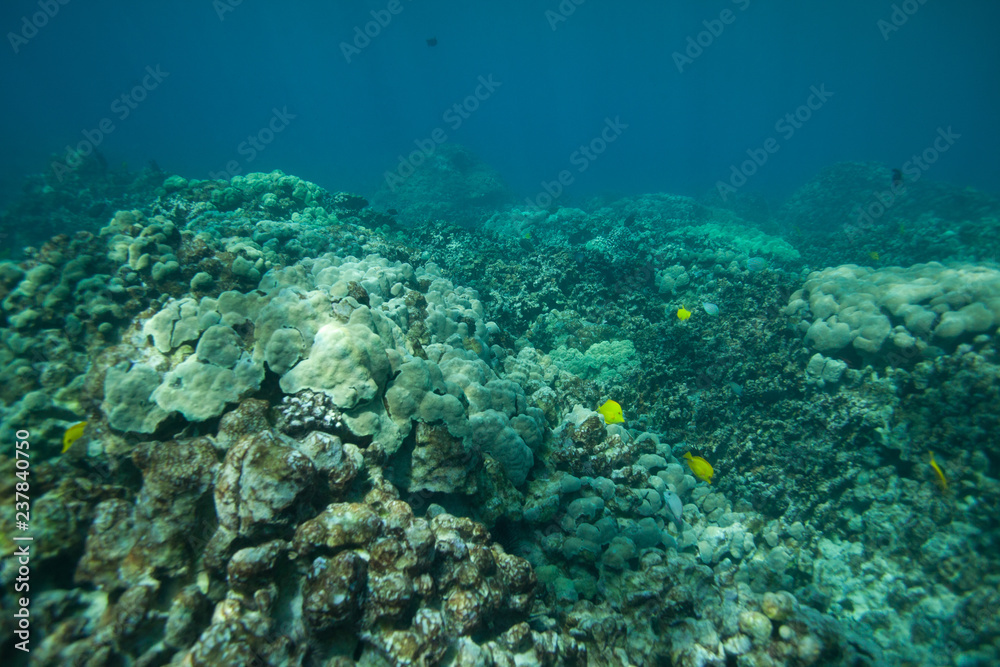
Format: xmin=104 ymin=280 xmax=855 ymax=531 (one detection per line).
xmin=62 ymin=421 xmax=88 ymax=454
xmin=928 ymin=451 xmax=948 ymax=493
xmin=684 ymin=452 xmax=714 ymax=484
xmin=597 ymin=399 xmax=624 ymax=424
xmin=677 ymin=306 xmax=692 ymax=321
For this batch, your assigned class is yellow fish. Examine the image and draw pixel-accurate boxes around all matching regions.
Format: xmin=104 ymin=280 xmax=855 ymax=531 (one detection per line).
xmin=62 ymin=421 xmax=88 ymax=453
xmin=928 ymin=451 xmax=948 ymax=493
xmin=677 ymin=306 xmax=692 ymax=321
xmin=869 ymin=251 xmax=880 ymax=261
xmin=597 ymin=399 xmax=624 ymax=424
xmin=684 ymin=452 xmax=714 ymax=484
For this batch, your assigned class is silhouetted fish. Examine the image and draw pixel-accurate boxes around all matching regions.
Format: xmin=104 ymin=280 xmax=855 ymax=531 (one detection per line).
xmin=426 ymin=37 xmax=437 ymax=47
xmin=892 ymin=168 xmax=903 ymax=188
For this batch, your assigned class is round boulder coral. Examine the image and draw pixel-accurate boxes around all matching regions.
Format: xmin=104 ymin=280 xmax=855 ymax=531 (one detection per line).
xmin=279 ymin=319 xmax=390 ymax=409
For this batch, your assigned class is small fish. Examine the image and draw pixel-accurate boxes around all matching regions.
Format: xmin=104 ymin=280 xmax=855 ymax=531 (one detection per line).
xmin=597 ymin=399 xmax=624 ymax=424
xmin=677 ymin=306 xmax=692 ymax=321
xmin=898 ymin=223 xmax=906 ymax=235
xmin=62 ymin=421 xmax=88 ymax=453
xmin=869 ymin=251 xmax=880 ymax=261
xmin=683 ymin=452 xmax=714 ymax=485
xmin=892 ymin=168 xmax=903 ymax=188
xmin=928 ymin=451 xmax=948 ymax=493
xmin=747 ymin=257 xmax=766 ymax=272
xmin=523 ymin=231 xmax=532 ymax=239
xmin=426 ymin=37 xmax=438 ymax=47
xmin=664 ymin=490 xmax=684 ymax=531
xmin=703 ymin=302 xmax=719 ymax=316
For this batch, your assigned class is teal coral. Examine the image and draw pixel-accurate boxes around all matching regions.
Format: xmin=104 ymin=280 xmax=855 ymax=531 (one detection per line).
xmin=669 ymin=220 xmax=801 ymax=261
xmin=548 ymin=339 xmax=639 ymax=387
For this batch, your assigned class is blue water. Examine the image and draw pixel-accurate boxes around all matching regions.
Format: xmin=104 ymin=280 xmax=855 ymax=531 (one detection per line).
xmin=2 ymin=0 xmax=998 ymax=206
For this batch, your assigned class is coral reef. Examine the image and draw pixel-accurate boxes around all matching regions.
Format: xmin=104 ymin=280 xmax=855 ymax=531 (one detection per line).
xmin=0 ymin=163 xmax=998 ymax=666
xmin=370 ymin=144 xmax=515 ymax=229
xmin=776 ymin=161 xmax=1000 ymax=269
xmin=786 ymin=262 xmax=1000 ymax=360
